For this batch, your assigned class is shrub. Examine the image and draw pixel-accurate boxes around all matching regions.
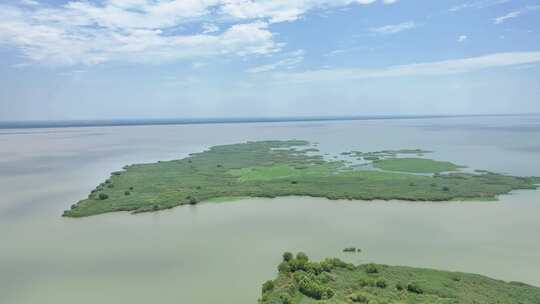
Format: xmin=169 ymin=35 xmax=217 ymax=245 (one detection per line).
xmin=289 ymin=258 xmax=307 ymax=272
xmin=349 ymin=293 xmax=369 ymax=303
xmin=107 ymin=184 xmax=114 ymax=188
xmin=320 ymin=260 xmax=334 ymax=272
xmin=407 ymin=282 xmax=423 ymax=294
xmin=396 ymin=283 xmax=404 ymax=291
xmin=375 ymin=279 xmax=387 ymax=288
xmin=262 ymin=280 xmax=275 ymax=293
xmin=297 ymin=273 xmax=334 ymax=300
xmin=296 ymin=252 xmax=309 ymax=262
xmin=278 ymin=262 xmax=291 ymax=273
xmin=359 ymin=278 xmax=375 ymax=287
xmin=365 ymin=263 xmax=378 ymax=274
xmin=283 ymin=252 xmax=293 ymax=262
xmin=442 ymin=186 xmax=450 ymax=191
xmin=278 ymin=293 xmax=291 ymax=304
xmin=291 ymin=180 xmax=298 ymax=184
xmin=129 ymin=186 xmax=134 ymax=190
xmin=187 ymin=196 xmax=199 ymax=205
xmin=124 ymin=191 xmax=130 ymax=196
xmin=98 ymin=193 xmax=109 ymax=200
xmin=305 ymin=262 xmax=323 ymax=275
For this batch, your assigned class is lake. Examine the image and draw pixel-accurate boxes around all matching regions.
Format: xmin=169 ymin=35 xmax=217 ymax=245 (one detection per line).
xmin=1 ymin=116 xmax=539 ymax=304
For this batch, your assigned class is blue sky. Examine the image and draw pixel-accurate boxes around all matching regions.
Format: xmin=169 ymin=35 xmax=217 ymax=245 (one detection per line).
xmin=0 ymin=0 xmax=539 ymax=120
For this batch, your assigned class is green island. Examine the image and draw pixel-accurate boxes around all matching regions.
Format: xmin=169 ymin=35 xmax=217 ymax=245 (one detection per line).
xmin=63 ymin=140 xmax=540 ymax=217
xmin=259 ymin=252 xmax=540 ymax=304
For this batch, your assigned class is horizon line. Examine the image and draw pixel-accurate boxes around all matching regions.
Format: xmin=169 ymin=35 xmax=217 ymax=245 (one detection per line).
xmin=0 ymin=113 xmax=538 ymax=130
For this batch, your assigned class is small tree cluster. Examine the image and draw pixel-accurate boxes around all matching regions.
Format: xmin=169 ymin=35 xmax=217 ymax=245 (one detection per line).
xmin=295 ymin=272 xmax=334 ymax=300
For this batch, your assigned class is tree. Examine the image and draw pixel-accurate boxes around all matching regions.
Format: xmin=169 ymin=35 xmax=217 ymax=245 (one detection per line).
xmin=98 ymin=193 xmax=109 ymax=200
xmin=296 ymin=252 xmax=309 ymax=262
xmin=262 ymin=280 xmax=275 ymax=293
xmin=283 ymin=252 xmax=293 ymax=262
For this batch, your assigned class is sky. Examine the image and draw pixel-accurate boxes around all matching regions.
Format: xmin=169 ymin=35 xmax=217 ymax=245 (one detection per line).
xmin=0 ymin=0 xmax=539 ymax=120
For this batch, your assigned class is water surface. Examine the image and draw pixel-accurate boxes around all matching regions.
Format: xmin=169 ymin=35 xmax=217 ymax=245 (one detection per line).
xmin=1 ymin=116 xmax=539 ymax=303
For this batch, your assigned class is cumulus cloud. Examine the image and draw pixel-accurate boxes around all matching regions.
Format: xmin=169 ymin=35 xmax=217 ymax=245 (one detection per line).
xmin=0 ymin=0 xmax=396 ymax=66
xmin=457 ymin=35 xmax=468 ymax=42
xmin=273 ymin=52 xmax=540 ymax=83
xmin=370 ymin=21 xmax=416 ymax=35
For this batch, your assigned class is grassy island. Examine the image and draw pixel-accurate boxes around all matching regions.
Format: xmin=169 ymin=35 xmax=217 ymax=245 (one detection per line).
xmin=63 ymin=140 xmax=540 ymax=217
xmin=259 ymin=253 xmax=540 ymax=304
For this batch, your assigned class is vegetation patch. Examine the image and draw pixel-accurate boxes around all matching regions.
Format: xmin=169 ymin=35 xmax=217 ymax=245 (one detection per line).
xmin=373 ymin=158 xmax=461 ymax=174
xmin=63 ymin=140 xmax=540 ymax=217
xmin=259 ymin=253 xmax=540 ymax=304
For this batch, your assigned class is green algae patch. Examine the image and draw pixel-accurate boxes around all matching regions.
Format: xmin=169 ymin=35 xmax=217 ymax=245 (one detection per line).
xmin=63 ymin=140 xmax=540 ymax=217
xmin=260 ymin=253 xmax=540 ymax=304
xmin=374 ymin=158 xmax=461 ymax=174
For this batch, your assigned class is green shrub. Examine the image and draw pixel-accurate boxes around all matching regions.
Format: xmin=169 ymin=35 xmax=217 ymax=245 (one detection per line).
xmin=124 ymin=191 xmax=130 ymax=196
xmin=365 ymin=263 xmax=378 ymax=274
xmin=278 ymin=293 xmax=291 ymax=304
xmin=283 ymin=252 xmax=293 ymax=262
xmin=296 ymin=273 xmax=334 ymax=300
xmin=289 ymin=258 xmax=307 ymax=272
xmin=396 ymin=283 xmax=404 ymax=291
xmin=305 ymin=262 xmax=323 ymax=275
xmin=262 ymin=280 xmax=275 ymax=293
xmin=359 ymin=278 xmax=375 ymax=287
xmin=296 ymin=252 xmax=309 ymax=261
xmin=407 ymin=282 xmax=423 ymax=294
xmin=187 ymin=196 xmax=199 ymax=205
xmin=442 ymin=186 xmax=450 ymax=191
xmin=98 ymin=193 xmax=109 ymax=200
xmin=376 ymin=279 xmax=387 ymax=288
xmin=349 ymin=293 xmax=369 ymax=303
xmin=278 ymin=262 xmax=291 ymax=273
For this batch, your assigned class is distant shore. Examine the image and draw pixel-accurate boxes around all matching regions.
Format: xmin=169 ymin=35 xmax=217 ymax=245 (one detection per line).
xmin=1 ymin=113 xmax=538 ymax=130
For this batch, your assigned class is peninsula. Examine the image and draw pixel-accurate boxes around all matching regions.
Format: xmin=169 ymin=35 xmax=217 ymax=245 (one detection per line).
xmin=63 ymin=140 xmax=540 ymax=217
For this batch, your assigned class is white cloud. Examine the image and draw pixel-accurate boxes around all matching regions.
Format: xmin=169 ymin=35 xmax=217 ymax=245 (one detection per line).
xmin=202 ymin=23 xmax=220 ymax=34
xmin=494 ymin=5 xmax=540 ymax=24
xmin=273 ymin=52 xmax=540 ymax=83
xmin=457 ymin=35 xmax=468 ymax=42
xmin=247 ymin=50 xmax=304 ymax=73
xmin=370 ymin=21 xmax=416 ymax=35
xmin=494 ymin=11 xmax=520 ymax=24
xmin=449 ymin=0 xmax=510 ymax=12
xmin=0 ymin=0 xmax=396 ymax=66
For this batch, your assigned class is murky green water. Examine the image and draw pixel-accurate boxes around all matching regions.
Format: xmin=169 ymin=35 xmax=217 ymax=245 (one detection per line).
xmin=1 ymin=116 xmax=539 ymax=303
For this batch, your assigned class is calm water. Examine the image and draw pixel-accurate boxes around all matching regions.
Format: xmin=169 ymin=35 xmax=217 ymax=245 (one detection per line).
xmin=1 ymin=116 xmax=539 ymax=304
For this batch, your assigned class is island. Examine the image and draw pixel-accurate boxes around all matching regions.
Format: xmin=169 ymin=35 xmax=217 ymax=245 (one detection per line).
xmin=259 ymin=252 xmax=540 ymax=304
xmin=63 ymin=140 xmax=540 ymax=217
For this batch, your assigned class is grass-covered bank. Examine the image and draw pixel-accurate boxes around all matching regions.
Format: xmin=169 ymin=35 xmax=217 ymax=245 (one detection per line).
xmin=259 ymin=253 xmax=540 ymax=304
xmin=63 ymin=140 xmax=540 ymax=217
